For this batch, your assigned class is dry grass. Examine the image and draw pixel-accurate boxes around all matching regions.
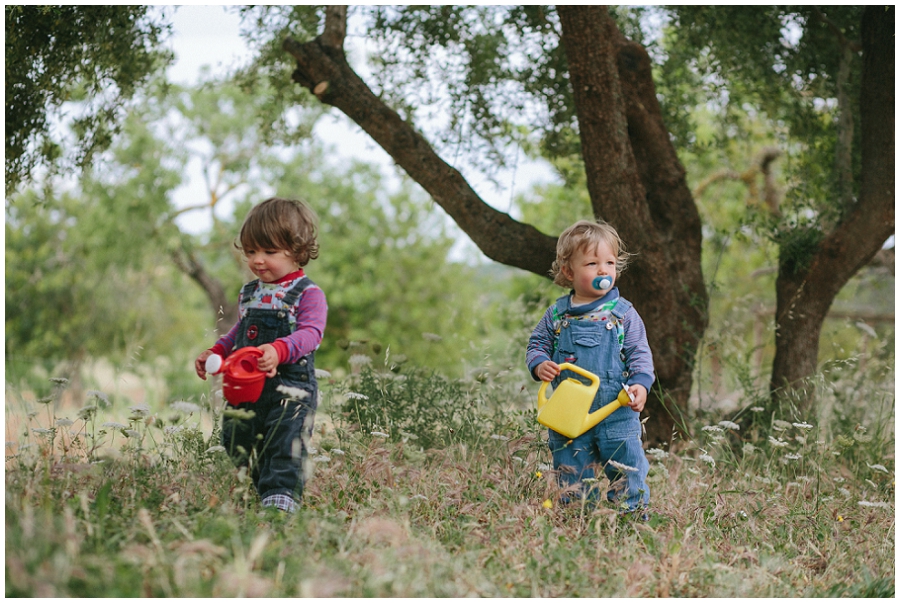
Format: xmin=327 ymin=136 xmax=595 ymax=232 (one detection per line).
xmin=5 ymin=366 xmax=895 ymax=597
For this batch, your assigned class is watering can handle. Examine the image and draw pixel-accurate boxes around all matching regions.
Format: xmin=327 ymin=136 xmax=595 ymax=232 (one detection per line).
xmin=537 ymin=362 xmax=600 ymax=410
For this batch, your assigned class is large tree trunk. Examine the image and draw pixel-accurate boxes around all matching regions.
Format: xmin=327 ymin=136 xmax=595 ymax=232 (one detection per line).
xmin=770 ymin=6 xmax=894 ymax=407
xmin=283 ymin=6 xmax=708 ymax=444
xmin=557 ymin=6 xmax=707 ymax=444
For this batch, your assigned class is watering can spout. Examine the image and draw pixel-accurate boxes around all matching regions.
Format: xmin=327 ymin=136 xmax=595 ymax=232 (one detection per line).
xmin=536 ymin=363 xmax=632 ymax=439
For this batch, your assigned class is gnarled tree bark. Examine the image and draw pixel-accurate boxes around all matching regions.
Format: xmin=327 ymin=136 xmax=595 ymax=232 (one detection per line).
xmin=769 ymin=5 xmax=894 ymax=408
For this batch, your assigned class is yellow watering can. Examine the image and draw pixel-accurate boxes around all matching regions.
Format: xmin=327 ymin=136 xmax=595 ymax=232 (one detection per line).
xmin=537 ymin=363 xmax=633 ymax=439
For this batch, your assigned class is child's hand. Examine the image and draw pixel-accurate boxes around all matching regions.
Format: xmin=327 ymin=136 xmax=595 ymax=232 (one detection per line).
xmin=257 ymin=344 xmax=279 ymax=378
xmin=535 ymin=360 xmax=561 ymax=382
xmin=195 ymin=350 xmax=214 ymax=380
xmin=627 ymin=384 xmax=647 ymax=413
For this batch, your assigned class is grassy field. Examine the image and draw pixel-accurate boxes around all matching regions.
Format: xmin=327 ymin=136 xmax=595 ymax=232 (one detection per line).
xmin=5 ymin=359 xmax=895 ymax=597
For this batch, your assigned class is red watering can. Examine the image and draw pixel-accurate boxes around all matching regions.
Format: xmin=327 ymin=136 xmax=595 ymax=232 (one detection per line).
xmin=206 ymin=348 xmax=267 ymax=405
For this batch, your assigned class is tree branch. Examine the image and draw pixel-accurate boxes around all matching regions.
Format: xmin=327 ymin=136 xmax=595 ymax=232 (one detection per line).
xmin=321 ymin=5 xmax=347 ymax=50
xmin=282 ymin=33 xmax=557 ymax=275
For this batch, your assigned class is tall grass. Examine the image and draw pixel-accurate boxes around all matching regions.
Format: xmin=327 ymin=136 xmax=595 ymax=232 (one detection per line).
xmin=5 ymin=344 xmax=894 ymax=597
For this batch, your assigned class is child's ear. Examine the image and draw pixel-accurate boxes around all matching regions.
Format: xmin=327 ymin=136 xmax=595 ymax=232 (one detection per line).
xmin=560 ymin=263 xmax=573 ymax=280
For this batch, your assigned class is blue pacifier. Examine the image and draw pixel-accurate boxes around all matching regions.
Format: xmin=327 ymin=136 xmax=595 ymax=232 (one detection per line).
xmin=592 ymin=275 xmax=613 ymax=291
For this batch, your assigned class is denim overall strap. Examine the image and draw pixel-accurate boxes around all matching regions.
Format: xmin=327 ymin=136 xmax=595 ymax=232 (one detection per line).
xmin=240 ymin=279 xmax=260 ymax=306
xmin=280 ymin=276 xmax=312 ymax=307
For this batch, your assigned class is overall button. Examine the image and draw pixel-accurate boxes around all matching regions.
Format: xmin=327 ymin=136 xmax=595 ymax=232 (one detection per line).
xmin=277 ymin=311 xmax=286 ymax=318
xmin=622 ymin=370 xmax=630 ymax=378
xmin=606 ymin=321 xmax=614 ymax=330
xmin=300 ymin=373 xmax=309 ymax=382
xmin=299 ymin=358 xmax=308 ymax=367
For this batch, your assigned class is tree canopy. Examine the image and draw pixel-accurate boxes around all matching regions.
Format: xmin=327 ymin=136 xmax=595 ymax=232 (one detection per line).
xmin=5 ymin=5 xmax=172 ymax=194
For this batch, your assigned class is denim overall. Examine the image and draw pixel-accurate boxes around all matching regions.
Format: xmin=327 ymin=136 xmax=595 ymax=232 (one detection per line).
xmin=221 ymin=277 xmax=319 ymax=504
xmin=548 ymin=294 xmax=650 ymax=511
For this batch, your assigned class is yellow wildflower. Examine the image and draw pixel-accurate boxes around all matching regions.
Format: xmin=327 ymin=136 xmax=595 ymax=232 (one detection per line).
xmin=542 ymin=499 xmax=553 ymax=509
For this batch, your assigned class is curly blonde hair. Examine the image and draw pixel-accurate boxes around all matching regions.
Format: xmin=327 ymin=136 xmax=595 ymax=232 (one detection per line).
xmin=236 ymin=197 xmax=320 ymax=267
xmin=550 ymin=219 xmax=631 ymax=288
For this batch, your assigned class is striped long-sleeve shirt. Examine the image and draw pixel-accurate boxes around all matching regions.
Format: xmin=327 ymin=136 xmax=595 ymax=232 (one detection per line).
xmin=525 ymin=289 xmax=655 ymax=393
xmin=210 ymin=271 xmax=327 ymax=365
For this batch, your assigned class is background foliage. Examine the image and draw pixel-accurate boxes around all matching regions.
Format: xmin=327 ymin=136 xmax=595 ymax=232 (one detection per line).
xmin=5 ymin=6 xmax=893 ymax=597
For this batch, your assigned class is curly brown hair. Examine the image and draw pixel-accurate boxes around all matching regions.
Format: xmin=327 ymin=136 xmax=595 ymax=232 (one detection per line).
xmin=236 ymin=197 xmax=320 ymax=267
xmin=550 ymin=219 xmax=631 ymax=288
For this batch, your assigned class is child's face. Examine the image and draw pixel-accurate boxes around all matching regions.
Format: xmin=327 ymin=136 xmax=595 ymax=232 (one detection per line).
xmin=562 ymin=240 xmax=617 ymax=303
xmin=244 ymin=248 xmax=298 ymax=283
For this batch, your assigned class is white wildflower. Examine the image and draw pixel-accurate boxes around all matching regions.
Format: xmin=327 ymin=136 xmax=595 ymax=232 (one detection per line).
xmin=742 ymin=443 xmax=758 ymax=454
xmin=718 ymin=420 xmax=740 ymax=430
xmin=77 ymin=405 xmax=97 ymax=420
xmin=773 ymin=420 xmax=792 ymax=431
xmin=129 ymin=405 xmax=151 ymax=418
xmin=55 ymin=418 xmax=74 ymax=427
xmin=750 ymin=406 xmax=764 ymax=412
xmin=399 ymin=430 xmax=418 ymax=440
xmin=608 ymin=460 xmax=639 ymax=473
xmin=422 ymin=332 xmax=443 ymax=342
xmin=411 ymin=494 xmax=428 ymax=501
xmin=277 ymin=385 xmax=309 ymax=400
xmin=205 ymin=445 xmax=226 ymax=454
xmin=164 ymin=425 xmax=183 ymax=436
xmin=49 ymin=377 xmax=69 ymax=386
xmin=313 ymin=455 xmax=331 ymax=463
xmin=124 ymin=430 xmax=140 ymax=438
xmin=795 ymin=435 xmax=807 ymax=445
xmin=315 ymin=369 xmax=332 ymax=379
xmin=87 ymin=390 xmax=110 ymax=406
xmin=784 ymin=453 xmax=802 ymax=461
xmin=349 ymin=354 xmax=372 ymax=366
xmin=646 ymin=448 xmax=669 ymax=460
xmin=865 ymin=478 xmax=878 ymax=489
xmin=31 ymin=428 xmax=53 ymax=435
xmin=858 ymin=500 xmax=891 ymax=509
xmin=701 ymin=425 xmax=724 ymax=433
xmin=490 ymin=434 xmax=509 ymax=441
xmin=833 ymin=476 xmax=845 ymax=483
xmin=582 ymin=477 xmax=599 ymax=484
xmin=171 ymin=401 xmax=201 ymax=414
xmin=698 ymin=454 xmax=716 ymax=467
xmin=101 ymin=421 xmax=127 ymax=430
xmin=345 ymin=392 xmax=369 ymax=400
xmin=331 ymin=448 xmax=345 ymax=456
xmin=768 ymin=436 xmax=789 ymax=447
xmin=792 ymin=421 xmax=814 ymax=430
xmin=370 ymin=431 xmax=389 ymax=438
xmin=867 ymin=463 xmax=890 ymax=474
xmin=839 ymin=488 xmax=852 ymax=498
xmin=36 ymin=396 xmax=53 ymax=405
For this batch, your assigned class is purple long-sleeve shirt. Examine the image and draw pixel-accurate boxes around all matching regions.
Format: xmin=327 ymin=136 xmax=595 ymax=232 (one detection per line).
xmin=210 ymin=272 xmax=327 ymax=364
xmin=526 ymin=289 xmax=655 ymax=393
